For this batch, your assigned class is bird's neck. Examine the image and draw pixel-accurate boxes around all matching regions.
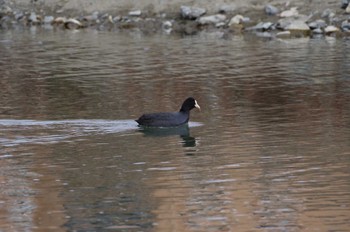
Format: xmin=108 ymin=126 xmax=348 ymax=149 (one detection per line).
xmin=180 ymin=107 xmax=190 ymax=113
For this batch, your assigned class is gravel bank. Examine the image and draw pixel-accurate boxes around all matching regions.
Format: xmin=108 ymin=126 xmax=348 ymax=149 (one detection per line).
xmin=1 ymin=0 xmax=350 ymax=38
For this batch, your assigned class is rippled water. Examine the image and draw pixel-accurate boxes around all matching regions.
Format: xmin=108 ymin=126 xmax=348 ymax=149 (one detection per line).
xmin=0 ymin=28 xmax=349 ymax=231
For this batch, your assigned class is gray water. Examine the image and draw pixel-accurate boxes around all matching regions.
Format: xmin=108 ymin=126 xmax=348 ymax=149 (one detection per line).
xmin=0 ymin=28 xmax=349 ymax=232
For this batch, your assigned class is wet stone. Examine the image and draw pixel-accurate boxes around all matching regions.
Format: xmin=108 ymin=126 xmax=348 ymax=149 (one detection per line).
xmin=248 ymin=22 xmax=274 ymax=31
xmin=129 ymin=10 xmax=141 ymax=17
xmin=14 ymin=12 xmax=24 ymax=21
xmin=64 ymin=18 xmax=82 ymax=29
xmin=0 ymin=5 xmax=12 ymax=15
xmin=341 ymin=0 xmax=350 ymax=9
xmin=280 ymin=7 xmax=299 ymax=18
xmin=113 ymin=16 xmax=121 ymax=22
xmin=162 ymin=20 xmax=172 ymax=31
xmin=265 ymin=4 xmax=279 ymax=15
xmin=276 ymin=31 xmax=291 ymax=38
xmin=229 ymin=15 xmax=244 ymax=25
xmin=277 ymin=14 xmax=309 ymax=28
xmin=308 ymin=19 xmax=327 ymax=29
xmin=28 ymin=12 xmax=39 ymax=24
xmin=341 ymin=19 xmax=350 ymax=31
xmin=180 ymin=6 xmax=206 ymax=20
xmin=286 ymin=20 xmax=310 ymax=31
xmin=198 ymin=14 xmax=226 ymax=25
xmin=54 ymin=17 xmax=67 ymax=24
xmin=346 ymin=4 xmax=350 ymax=13
xmin=312 ymin=28 xmax=323 ymax=34
xmin=44 ymin=16 xmax=54 ymax=24
xmin=83 ymin=13 xmax=99 ymax=22
xmin=321 ymin=9 xmax=335 ymax=18
xmin=324 ymin=25 xmax=340 ymax=34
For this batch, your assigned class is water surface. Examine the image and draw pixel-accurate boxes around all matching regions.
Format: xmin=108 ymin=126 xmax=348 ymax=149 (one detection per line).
xmin=0 ymin=29 xmax=349 ymax=231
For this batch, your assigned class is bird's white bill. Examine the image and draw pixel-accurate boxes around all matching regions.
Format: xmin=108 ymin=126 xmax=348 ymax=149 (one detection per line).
xmin=195 ymin=100 xmax=201 ymax=110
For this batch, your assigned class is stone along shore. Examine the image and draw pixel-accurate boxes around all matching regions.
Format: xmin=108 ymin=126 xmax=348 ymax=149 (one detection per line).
xmin=1 ymin=0 xmax=350 ymax=38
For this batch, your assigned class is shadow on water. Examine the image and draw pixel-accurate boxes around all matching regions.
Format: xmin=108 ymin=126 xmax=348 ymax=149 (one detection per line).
xmin=138 ymin=124 xmax=198 ymax=147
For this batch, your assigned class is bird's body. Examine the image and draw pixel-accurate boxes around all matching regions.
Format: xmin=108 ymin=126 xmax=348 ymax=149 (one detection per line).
xmin=136 ymin=111 xmax=189 ymax=127
xmin=136 ymin=97 xmax=200 ymax=127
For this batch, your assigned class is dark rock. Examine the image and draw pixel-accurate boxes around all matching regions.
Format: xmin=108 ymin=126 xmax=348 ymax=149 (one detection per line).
xmin=341 ymin=0 xmax=350 ymax=9
xmin=265 ymin=4 xmax=279 ymax=15
xmin=321 ymin=9 xmax=335 ymax=18
xmin=308 ymin=19 xmax=327 ymax=29
xmin=0 ymin=15 xmax=11 ymax=29
xmin=0 ymin=5 xmax=12 ymax=16
xmin=14 ymin=12 xmax=24 ymax=21
xmin=180 ymin=6 xmax=206 ymax=20
xmin=341 ymin=19 xmax=350 ymax=31
xmin=247 ymin=22 xmax=274 ymax=31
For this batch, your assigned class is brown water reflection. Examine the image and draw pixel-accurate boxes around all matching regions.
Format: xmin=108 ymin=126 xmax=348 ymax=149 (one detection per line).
xmin=0 ymin=29 xmax=349 ymax=231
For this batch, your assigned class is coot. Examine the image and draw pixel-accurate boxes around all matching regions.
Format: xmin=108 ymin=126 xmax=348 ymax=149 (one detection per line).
xmin=136 ymin=97 xmax=200 ymax=127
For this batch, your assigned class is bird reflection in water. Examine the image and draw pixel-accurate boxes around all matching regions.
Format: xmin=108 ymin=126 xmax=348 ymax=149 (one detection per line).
xmin=138 ymin=124 xmax=197 ymax=148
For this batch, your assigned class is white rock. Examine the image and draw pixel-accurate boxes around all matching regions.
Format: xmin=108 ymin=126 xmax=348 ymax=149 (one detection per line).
xmin=162 ymin=20 xmax=172 ymax=29
xmin=276 ymin=31 xmax=291 ymax=38
xmin=346 ymin=5 xmax=350 ymax=13
xmin=162 ymin=21 xmax=172 ymax=34
xmin=54 ymin=17 xmax=67 ymax=24
xmin=285 ymin=20 xmax=310 ymax=31
xmin=198 ymin=14 xmax=226 ymax=25
xmin=129 ymin=10 xmax=141 ymax=17
xmin=229 ymin=15 xmax=244 ymax=25
xmin=113 ymin=16 xmax=121 ymax=22
xmin=108 ymin=15 xmax=114 ymax=23
xmin=29 ymin=12 xmax=39 ymax=23
xmin=280 ymin=7 xmax=298 ymax=18
xmin=43 ymin=16 xmax=54 ymax=24
xmin=215 ymin=22 xmax=226 ymax=27
xmin=64 ymin=18 xmax=82 ymax=29
xmin=312 ymin=28 xmax=323 ymax=34
xmin=324 ymin=25 xmax=339 ymax=33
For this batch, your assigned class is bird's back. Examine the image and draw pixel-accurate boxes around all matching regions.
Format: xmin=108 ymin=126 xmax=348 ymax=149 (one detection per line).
xmin=136 ymin=111 xmax=189 ymax=127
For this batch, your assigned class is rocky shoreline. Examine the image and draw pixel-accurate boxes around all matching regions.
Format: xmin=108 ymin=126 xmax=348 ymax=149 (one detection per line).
xmin=1 ymin=0 xmax=350 ymax=38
